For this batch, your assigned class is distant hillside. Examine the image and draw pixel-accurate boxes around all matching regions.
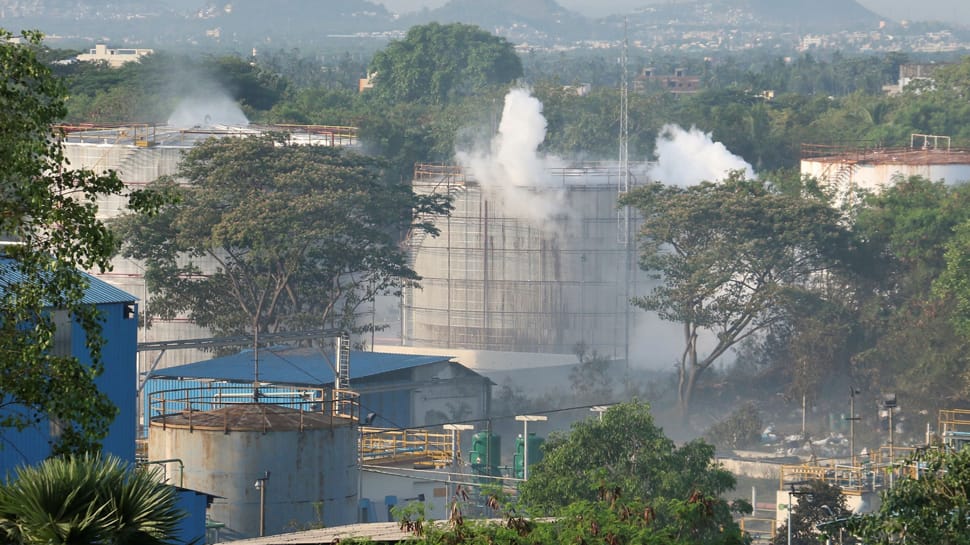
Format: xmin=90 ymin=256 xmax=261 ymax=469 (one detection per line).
xmin=0 ymin=0 xmax=398 ymax=46
xmin=620 ymin=0 xmax=883 ymax=31
xmin=402 ymin=0 xmax=592 ymax=42
xmin=738 ymin=0 xmax=883 ymax=28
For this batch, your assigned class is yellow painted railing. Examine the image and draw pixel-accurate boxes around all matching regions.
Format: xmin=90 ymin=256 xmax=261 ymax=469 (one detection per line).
xmin=360 ymin=427 xmax=453 ymax=468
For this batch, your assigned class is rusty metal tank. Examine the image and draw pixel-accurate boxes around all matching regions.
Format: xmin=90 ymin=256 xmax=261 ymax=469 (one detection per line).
xmin=147 ymin=386 xmax=359 ymax=539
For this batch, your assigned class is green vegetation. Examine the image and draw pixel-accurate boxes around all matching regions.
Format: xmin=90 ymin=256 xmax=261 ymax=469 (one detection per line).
xmin=520 ymin=403 xmax=741 ymax=518
xmin=620 ymin=174 xmax=851 ymax=419
xmin=113 ymin=134 xmax=451 ymax=338
xmin=368 ymin=22 xmax=522 ymax=106
xmin=0 ymin=454 xmax=183 ymax=545
xmin=771 ymin=480 xmax=853 ymax=545
xmin=0 ymin=30 xmax=163 ymax=453
xmin=392 ymin=403 xmax=749 ymax=545
xmin=847 ymin=447 xmax=970 ymax=544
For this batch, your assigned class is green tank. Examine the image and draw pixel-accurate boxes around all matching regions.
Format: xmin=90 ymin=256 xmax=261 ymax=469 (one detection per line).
xmin=469 ymin=431 xmax=501 ymax=476
xmin=513 ymin=433 xmax=544 ymax=479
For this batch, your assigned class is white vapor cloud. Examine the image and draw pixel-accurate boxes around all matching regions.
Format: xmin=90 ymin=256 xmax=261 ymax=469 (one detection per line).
xmin=456 ymin=87 xmax=566 ymax=226
xmin=648 ymin=124 xmax=754 ymax=186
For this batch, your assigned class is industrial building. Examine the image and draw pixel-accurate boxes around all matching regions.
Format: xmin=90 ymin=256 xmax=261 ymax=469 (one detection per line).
xmin=0 ymin=257 xmax=138 ymax=470
xmin=142 ymin=347 xmax=493 ymax=539
xmin=143 ymin=347 xmax=492 ymax=430
xmin=800 ymin=134 xmax=970 ymax=195
xmin=0 ymin=257 xmax=210 ymax=543
xmin=76 ymin=44 xmax=154 ymax=67
xmin=402 ymin=162 xmax=651 ymax=362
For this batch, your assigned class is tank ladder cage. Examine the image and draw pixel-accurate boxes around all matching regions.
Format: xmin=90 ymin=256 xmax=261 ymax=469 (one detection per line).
xmin=148 ymin=384 xmax=360 ymax=433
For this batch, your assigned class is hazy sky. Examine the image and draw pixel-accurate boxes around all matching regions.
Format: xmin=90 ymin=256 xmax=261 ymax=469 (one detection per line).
xmin=379 ymin=0 xmax=970 ymax=26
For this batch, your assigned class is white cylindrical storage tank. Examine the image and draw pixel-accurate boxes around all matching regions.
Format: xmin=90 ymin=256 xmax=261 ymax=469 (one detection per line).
xmin=62 ymin=130 xmax=212 ymax=369
xmin=149 ymin=402 xmax=358 ymax=540
xmin=404 ymin=164 xmax=647 ymax=359
xmin=800 ymin=147 xmax=970 ymax=194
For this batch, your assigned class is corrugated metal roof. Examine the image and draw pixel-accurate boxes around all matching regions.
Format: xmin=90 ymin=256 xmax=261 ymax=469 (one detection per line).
xmin=0 ymin=257 xmax=136 ymax=305
xmin=148 ymin=346 xmax=454 ymax=386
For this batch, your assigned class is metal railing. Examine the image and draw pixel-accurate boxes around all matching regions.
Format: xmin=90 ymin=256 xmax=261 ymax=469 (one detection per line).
xmin=360 ymin=427 xmax=453 ymax=467
xmin=147 ymin=384 xmax=360 ymax=433
xmin=740 ymin=517 xmax=776 ymax=543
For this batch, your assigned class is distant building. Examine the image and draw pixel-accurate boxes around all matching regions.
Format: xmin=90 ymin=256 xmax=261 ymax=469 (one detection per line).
xmin=359 ymin=73 xmax=376 ymax=93
xmin=893 ymin=62 xmax=952 ymax=94
xmin=635 ymin=67 xmax=701 ymax=94
xmin=76 ymin=44 xmax=153 ymax=68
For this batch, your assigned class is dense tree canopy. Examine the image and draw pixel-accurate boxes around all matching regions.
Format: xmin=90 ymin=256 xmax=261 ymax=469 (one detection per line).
xmin=114 ymin=135 xmax=451 ymax=338
xmin=851 ymin=176 xmax=970 ymax=411
xmin=0 ymin=30 xmax=159 ymax=453
xmin=368 ymin=22 xmax=522 ymax=105
xmin=620 ymin=174 xmax=851 ymax=419
xmin=519 ymin=402 xmax=737 ymax=508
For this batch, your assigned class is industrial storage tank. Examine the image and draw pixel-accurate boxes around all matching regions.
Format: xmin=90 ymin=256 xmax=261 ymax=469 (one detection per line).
xmin=800 ymin=136 xmax=970 ymax=195
xmin=147 ymin=386 xmax=360 ymax=539
xmin=403 ymin=163 xmax=649 ymax=359
xmin=60 ymin=123 xmax=359 ymax=371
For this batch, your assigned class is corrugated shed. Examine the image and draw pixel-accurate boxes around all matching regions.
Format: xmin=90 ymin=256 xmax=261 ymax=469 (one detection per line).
xmin=0 ymin=257 xmax=138 ymax=468
xmin=0 ymin=256 xmax=137 ymax=304
xmin=147 ymin=347 xmax=454 ymax=386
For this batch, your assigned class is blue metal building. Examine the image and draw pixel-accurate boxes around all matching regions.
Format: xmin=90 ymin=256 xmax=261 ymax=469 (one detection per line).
xmin=0 ymin=259 xmax=138 ymax=471
xmin=144 ymin=346 xmax=493 ymax=430
xmin=1 ymin=258 xmax=210 ymax=544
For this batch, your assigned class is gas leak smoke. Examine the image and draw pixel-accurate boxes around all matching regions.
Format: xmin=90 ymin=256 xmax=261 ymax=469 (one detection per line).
xmin=456 ymin=88 xmax=565 ymax=225
xmin=167 ymin=93 xmax=249 ymax=128
xmin=648 ymin=124 xmax=754 ymax=186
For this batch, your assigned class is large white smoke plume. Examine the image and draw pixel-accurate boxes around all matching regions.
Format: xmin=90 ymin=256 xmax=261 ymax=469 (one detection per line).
xmin=648 ymin=124 xmax=754 ymax=186
xmin=167 ymin=93 xmax=249 ymax=128
xmin=456 ymin=88 xmax=565 ymax=225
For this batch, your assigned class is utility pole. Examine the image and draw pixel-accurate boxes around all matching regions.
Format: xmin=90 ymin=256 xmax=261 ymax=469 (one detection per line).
xmin=254 ymin=471 xmax=270 ymax=537
xmin=846 ymin=387 xmax=861 ymax=466
xmin=883 ymin=393 xmax=897 ymax=488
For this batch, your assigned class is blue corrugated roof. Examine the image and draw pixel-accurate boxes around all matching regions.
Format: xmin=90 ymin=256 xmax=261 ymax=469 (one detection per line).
xmin=0 ymin=257 xmax=136 ymax=304
xmin=148 ymin=346 xmax=454 ymax=386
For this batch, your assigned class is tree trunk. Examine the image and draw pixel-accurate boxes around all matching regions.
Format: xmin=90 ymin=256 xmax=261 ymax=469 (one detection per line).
xmin=677 ymin=324 xmax=699 ymax=426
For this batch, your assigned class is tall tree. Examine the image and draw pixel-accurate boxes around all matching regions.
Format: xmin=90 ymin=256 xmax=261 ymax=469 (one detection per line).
xmin=368 ymin=22 xmax=522 ymax=105
xmin=0 ymin=30 xmax=157 ymax=453
xmin=853 ymin=176 xmax=970 ymax=410
xmin=114 ymin=134 xmax=451 ymax=338
xmin=619 ymin=174 xmax=849 ymax=421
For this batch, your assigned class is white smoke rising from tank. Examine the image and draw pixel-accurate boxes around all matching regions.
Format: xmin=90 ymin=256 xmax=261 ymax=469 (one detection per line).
xmin=627 ymin=124 xmax=755 ymax=371
xmin=167 ymin=93 xmax=249 ymax=128
xmin=648 ymin=124 xmax=754 ymax=186
xmin=456 ymin=87 xmax=566 ymax=226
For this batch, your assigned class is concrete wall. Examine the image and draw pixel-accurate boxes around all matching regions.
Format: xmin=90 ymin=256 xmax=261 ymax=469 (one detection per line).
xmin=360 ymin=468 xmax=451 ymax=522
